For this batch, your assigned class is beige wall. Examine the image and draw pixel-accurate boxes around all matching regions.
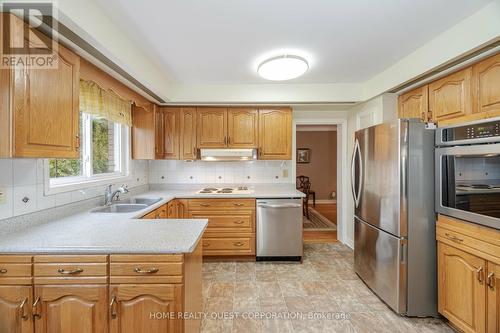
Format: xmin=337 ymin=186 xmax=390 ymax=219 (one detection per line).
xmin=296 ymin=130 xmax=337 ymax=200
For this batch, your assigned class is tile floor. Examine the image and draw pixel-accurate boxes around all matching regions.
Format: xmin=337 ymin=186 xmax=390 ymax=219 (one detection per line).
xmin=201 ymin=243 xmax=454 ymax=333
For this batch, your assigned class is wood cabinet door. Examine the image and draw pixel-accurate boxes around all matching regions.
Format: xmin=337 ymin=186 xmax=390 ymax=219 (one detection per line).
xmin=227 ymin=108 xmax=258 ymax=148
xmin=429 ymin=67 xmax=472 ymax=122
xmin=167 ymin=201 xmax=176 ymax=219
xmin=472 ymin=53 xmax=500 ymax=114
xmin=398 ymin=85 xmax=429 ymax=121
xmin=13 ymin=43 xmax=80 ymax=158
xmin=258 ymin=108 xmax=292 ymax=160
xmin=0 ymin=285 xmax=33 ymax=333
xmin=155 ymin=109 xmax=164 ymax=159
xmin=197 ymin=108 xmax=227 ymax=148
xmin=109 ymin=284 xmax=182 ymax=333
xmin=179 ymin=108 xmax=197 ymax=160
xmin=132 ymin=104 xmax=155 ymax=160
xmin=438 ymin=242 xmax=486 ymax=333
xmin=163 ymin=108 xmax=180 ymax=159
xmin=487 ymin=262 xmax=500 ymax=333
xmin=176 ymin=200 xmax=187 ymax=219
xmin=33 ymin=285 xmax=108 ymax=333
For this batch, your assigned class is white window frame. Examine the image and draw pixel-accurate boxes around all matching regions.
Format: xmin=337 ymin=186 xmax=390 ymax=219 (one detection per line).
xmin=44 ymin=113 xmax=131 ymax=195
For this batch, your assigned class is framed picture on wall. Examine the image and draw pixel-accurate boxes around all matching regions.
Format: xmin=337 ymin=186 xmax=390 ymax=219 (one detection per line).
xmin=297 ymin=148 xmax=310 ymax=163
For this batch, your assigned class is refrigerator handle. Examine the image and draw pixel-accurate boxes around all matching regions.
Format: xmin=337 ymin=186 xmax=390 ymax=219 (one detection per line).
xmin=351 ymin=139 xmax=362 ymax=208
xmin=356 ymin=140 xmax=363 ymax=208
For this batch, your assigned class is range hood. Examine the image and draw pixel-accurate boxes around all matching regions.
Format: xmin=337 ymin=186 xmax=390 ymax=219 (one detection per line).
xmin=199 ymin=149 xmax=258 ymax=161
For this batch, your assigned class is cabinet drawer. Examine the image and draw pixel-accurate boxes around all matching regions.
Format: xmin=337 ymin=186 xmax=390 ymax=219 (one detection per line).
xmin=202 ymin=237 xmax=254 ymax=255
xmin=110 ymin=262 xmax=183 ymax=276
xmin=189 ymin=212 xmax=253 ymax=231
xmin=188 ymin=199 xmax=255 ymax=210
xmin=34 ymin=263 xmax=107 ymax=277
xmin=0 ymin=263 xmax=31 ymax=277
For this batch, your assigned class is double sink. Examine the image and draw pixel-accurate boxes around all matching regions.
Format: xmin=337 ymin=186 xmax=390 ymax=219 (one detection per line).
xmin=91 ymin=197 xmax=163 ymax=213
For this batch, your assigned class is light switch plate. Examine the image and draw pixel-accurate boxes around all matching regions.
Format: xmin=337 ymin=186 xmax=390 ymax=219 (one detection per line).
xmin=0 ymin=187 xmax=5 ymax=204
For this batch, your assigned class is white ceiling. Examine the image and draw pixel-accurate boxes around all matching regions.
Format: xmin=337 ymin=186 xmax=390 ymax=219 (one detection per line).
xmin=95 ymin=0 xmax=492 ymax=85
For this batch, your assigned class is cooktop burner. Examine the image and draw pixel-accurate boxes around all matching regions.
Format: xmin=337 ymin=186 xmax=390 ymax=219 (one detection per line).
xmin=196 ymin=187 xmax=254 ymax=195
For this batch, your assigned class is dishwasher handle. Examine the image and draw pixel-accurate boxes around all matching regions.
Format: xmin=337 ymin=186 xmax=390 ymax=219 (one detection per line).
xmin=258 ymin=203 xmax=302 ymax=209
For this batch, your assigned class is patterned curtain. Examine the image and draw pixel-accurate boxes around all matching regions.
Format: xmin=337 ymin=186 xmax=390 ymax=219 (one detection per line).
xmin=80 ymin=80 xmax=132 ymax=126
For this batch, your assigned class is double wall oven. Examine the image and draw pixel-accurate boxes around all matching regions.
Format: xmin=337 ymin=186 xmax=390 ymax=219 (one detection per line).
xmin=436 ymin=117 xmax=500 ymax=230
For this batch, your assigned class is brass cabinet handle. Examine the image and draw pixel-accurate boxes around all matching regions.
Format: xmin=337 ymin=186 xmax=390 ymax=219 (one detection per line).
xmin=200 ymin=203 xmax=210 ymax=207
xmin=477 ymin=267 xmax=485 ymax=284
xmin=233 ymin=203 xmax=244 ymax=207
xmin=259 ymin=149 xmax=263 ymax=157
xmin=58 ymin=268 xmax=83 ymax=275
xmin=487 ymin=272 xmax=495 ymax=290
xmin=133 ymin=267 xmax=159 ymax=274
xmin=233 ymin=242 xmax=245 ymax=247
xmin=193 ymin=147 xmax=197 ymax=156
xmin=224 ymin=136 xmax=227 ymax=145
xmin=202 ymin=243 xmax=210 ymax=247
xmin=0 ymin=268 xmax=7 ymax=274
xmin=234 ymin=221 xmax=245 ymax=224
xmin=19 ymin=298 xmax=29 ymax=321
xmin=444 ymin=233 xmax=463 ymax=243
xmin=75 ymin=135 xmax=80 ymax=148
xmin=110 ymin=296 xmax=117 ymax=319
xmin=32 ymin=297 xmax=41 ymax=319
xmin=228 ymin=137 xmax=231 ymax=145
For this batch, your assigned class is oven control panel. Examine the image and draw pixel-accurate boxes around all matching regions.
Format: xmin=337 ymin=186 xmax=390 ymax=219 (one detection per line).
xmin=443 ymin=120 xmax=500 ymax=142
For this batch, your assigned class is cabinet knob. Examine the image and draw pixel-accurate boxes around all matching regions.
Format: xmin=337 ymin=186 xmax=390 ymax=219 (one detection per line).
xmin=0 ymin=268 xmax=7 ymax=274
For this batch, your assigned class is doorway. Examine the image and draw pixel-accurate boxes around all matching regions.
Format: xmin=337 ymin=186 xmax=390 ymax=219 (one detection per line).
xmin=296 ymin=125 xmax=338 ymax=242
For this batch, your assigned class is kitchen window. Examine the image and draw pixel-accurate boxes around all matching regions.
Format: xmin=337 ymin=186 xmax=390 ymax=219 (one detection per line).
xmin=46 ymin=80 xmax=132 ymax=194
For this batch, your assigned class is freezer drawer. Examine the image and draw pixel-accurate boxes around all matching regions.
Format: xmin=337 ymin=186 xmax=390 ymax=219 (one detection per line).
xmin=256 ymin=199 xmax=302 ymax=260
xmin=354 ymin=217 xmax=407 ymax=314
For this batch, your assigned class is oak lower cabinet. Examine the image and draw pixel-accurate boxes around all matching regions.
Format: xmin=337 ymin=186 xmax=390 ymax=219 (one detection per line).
xmin=398 ymin=85 xmax=429 ymax=121
xmin=258 ymin=108 xmax=292 ymax=160
xmin=436 ymin=215 xmax=500 ymax=333
xmin=33 ymin=285 xmax=108 ymax=333
xmin=0 ymin=250 xmax=201 ymax=333
xmin=187 ymin=199 xmax=256 ymax=257
xmin=0 ymin=286 xmax=33 ymax=333
xmin=488 ymin=262 xmax=500 ymax=333
xmin=109 ymin=284 xmax=182 ymax=333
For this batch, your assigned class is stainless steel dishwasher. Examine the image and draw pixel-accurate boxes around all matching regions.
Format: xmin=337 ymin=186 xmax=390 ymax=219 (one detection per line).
xmin=256 ymin=198 xmax=303 ymax=261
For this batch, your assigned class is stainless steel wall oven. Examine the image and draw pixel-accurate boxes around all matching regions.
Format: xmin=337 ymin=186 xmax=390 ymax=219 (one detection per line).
xmin=436 ymin=117 xmax=500 ymax=230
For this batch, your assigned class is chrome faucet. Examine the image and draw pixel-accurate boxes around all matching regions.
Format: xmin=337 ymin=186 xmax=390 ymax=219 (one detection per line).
xmin=104 ymin=185 xmax=129 ymax=206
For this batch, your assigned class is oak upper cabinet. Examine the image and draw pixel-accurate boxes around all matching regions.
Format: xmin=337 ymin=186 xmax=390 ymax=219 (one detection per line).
xmin=472 ymin=53 xmax=500 ymax=114
xmin=197 ymin=108 xmax=228 ymax=148
xmin=33 ymin=285 xmax=108 ymax=333
xmin=155 ymin=109 xmax=164 ymax=159
xmin=258 ymin=108 xmax=292 ymax=160
xmin=429 ymin=67 xmax=472 ymax=122
xmin=438 ymin=242 xmax=486 ymax=333
xmin=0 ymin=40 xmax=80 ymax=158
xmin=179 ymin=108 xmax=197 ymax=159
xmin=162 ymin=107 xmax=180 ymax=159
xmin=109 ymin=284 xmax=182 ymax=333
xmin=132 ymin=104 xmax=156 ymax=160
xmin=227 ymin=108 xmax=259 ymax=148
xmin=487 ymin=262 xmax=499 ymax=333
xmin=398 ymin=85 xmax=429 ymax=121
xmin=0 ymin=286 xmax=33 ymax=333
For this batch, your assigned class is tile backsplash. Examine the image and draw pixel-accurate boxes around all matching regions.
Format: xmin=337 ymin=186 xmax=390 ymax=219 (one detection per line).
xmin=0 ymin=159 xmax=148 ymax=219
xmin=149 ymin=160 xmax=292 ymax=184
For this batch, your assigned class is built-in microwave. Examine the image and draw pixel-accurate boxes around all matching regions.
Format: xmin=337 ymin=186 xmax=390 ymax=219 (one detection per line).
xmin=436 ymin=117 xmax=500 ymax=230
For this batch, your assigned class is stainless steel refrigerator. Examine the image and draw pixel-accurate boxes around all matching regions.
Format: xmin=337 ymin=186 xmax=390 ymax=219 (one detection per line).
xmin=352 ymin=118 xmax=437 ymax=316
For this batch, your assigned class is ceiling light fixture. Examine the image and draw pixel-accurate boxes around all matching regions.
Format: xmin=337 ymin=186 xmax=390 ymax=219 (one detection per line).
xmin=257 ymin=55 xmax=309 ymax=81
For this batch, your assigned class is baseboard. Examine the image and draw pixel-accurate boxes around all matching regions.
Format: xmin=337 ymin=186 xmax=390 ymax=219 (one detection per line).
xmin=312 ymin=199 xmax=337 ymax=204
xmin=344 ymin=237 xmax=354 ymax=249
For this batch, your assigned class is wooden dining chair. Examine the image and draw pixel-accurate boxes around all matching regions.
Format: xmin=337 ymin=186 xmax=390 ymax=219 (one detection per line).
xmin=296 ymin=175 xmax=316 ymax=207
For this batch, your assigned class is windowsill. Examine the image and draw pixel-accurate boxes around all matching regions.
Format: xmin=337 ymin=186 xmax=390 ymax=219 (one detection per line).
xmin=45 ymin=174 xmax=132 ymax=195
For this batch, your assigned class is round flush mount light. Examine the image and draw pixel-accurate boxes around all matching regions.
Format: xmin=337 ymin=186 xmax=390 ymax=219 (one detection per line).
xmin=257 ymin=55 xmax=309 ymax=81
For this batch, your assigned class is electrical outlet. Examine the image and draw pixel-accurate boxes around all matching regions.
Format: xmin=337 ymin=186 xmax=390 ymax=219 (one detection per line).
xmin=0 ymin=187 xmax=6 ymax=204
xmin=282 ymin=169 xmax=289 ymax=178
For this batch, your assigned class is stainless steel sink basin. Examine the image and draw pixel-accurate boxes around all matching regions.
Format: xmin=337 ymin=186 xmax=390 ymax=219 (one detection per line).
xmin=91 ymin=204 xmax=148 ymax=213
xmin=122 ymin=197 xmax=163 ymax=206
